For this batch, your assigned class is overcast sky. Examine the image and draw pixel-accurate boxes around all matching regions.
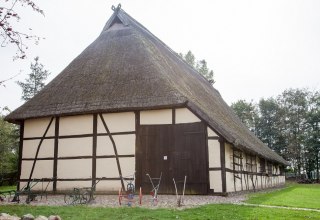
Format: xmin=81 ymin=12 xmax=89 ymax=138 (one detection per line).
xmin=1 ymin=0 xmax=320 ymax=112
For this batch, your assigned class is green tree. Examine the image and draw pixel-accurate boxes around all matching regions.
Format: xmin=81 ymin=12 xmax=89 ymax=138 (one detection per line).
xmin=305 ymin=91 xmax=320 ymax=180
xmin=196 ymin=59 xmax=215 ymax=85
xmin=180 ymin=50 xmax=215 ymax=85
xmin=232 ymin=88 xmax=320 ymax=178
xmin=184 ymin=50 xmax=195 ymax=67
xmin=278 ymin=88 xmax=309 ymax=175
xmin=257 ymin=98 xmax=286 ymax=157
xmin=0 ymin=108 xmax=19 ymax=175
xmin=17 ymin=56 xmax=50 ymax=101
xmin=231 ymin=100 xmax=258 ymax=134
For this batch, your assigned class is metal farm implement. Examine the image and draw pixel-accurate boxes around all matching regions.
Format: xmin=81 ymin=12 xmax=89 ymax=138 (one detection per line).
xmin=10 ymin=178 xmax=52 ymax=204
xmin=118 ymin=173 xmax=142 ymax=206
xmin=64 ymin=179 xmax=102 ymax=205
xmin=173 ymin=176 xmax=187 ymax=207
xmin=0 ymin=189 xmax=16 ymax=202
xmin=146 ymin=172 xmax=162 ymax=205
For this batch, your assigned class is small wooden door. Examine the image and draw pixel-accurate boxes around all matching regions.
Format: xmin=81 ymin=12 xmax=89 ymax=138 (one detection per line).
xmin=136 ymin=122 xmax=208 ymax=194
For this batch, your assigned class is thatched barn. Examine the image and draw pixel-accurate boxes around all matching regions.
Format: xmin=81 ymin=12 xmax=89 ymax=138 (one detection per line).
xmin=5 ymin=5 xmax=288 ymax=195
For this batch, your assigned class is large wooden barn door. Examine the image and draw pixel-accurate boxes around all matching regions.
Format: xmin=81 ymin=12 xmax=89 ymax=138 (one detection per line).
xmin=136 ymin=122 xmax=208 ymax=194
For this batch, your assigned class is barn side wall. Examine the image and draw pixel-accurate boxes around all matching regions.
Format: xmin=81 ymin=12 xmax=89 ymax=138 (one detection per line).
xmin=224 ymin=143 xmax=286 ymax=193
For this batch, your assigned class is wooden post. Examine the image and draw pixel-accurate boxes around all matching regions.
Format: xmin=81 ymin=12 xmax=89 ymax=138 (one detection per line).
xmin=219 ymin=138 xmax=226 ymax=194
xmin=17 ymin=121 xmax=24 ymax=191
xmin=53 ymin=116 xmax=60 ymax=192
xmin=92 ymin=114 xmax=97 ymax=188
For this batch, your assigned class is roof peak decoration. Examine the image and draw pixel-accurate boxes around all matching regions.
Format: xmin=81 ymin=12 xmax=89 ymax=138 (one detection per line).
xmin=102 ymin=3 xmax=127 ymax=31
xmin=111 ymin=4 xmax=121 ymax=12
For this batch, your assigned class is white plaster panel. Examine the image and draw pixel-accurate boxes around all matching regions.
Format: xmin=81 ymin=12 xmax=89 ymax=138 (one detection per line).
xmin=20 ymin=160 xmax=53 ymax=179
xmin=24 ymin=117 xmax=55 ymax=138
xmin=256 ymin=159 xmax=260 ymax=172
xmin=57 ymin=159 xmax=91 ymax=178
xmin=97 ymin=136 xmax=114 ymax=156
xmin=95 ymin=180 xmax=122 ymax=192
xmin=256 ymin=176 xmax=262 ymax=189
xmin=119 ymin=157 xmax=135 ymax=177
xmin=225 ymin=143 xmax=233 ymax=169
xmin=140 ymin=109 xmax=172 ymax=125
xmin=235 ymin=175 xmax=243 ymax=191
xmin=96 ymin=158 xmax=119 ymax=178
xmin=208 ymin=140 xmax=220 ymax=167
xmin=31 ymin=182 xmax=53 ymax=191
xmin=20 ymin=161 xmax=32 ymax=179
xmin=59 ymin=115 xmax=93 ymax=135
xmin=175 ymin=108 xmax=201 ymax=124
xmin=226 ymin=172 xmax=235 ymax=192
xmin=209 ymin=171 xmax=222 ymax=192
xmin=22 ymin=139 xmax=54 ymax=158
xmin=207 ymin=127 xmax=218 ymax=137
xmin=98 ymin=112 xmax=135 ymax=133
xmin=242 ymin=154 xmax=247 ymax=171
xmin=58 ymin=137 xmax=92 ymax=157
xmin=57 ymin=181 xmax=91 ymax=190
xmin=114 ymin=135 xmax=135 ymax=155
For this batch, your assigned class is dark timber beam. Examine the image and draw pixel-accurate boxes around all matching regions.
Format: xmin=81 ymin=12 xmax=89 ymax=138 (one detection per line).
xmin=17 ymin=121 xmax=24 ymax=191
xmin=219 ymin=137 xmax=227 ymax=194
xmin=172 ymin=108 xmax=176 ymax=124
xmin=53 ymin=116 xmax=60 ymax=192
xmin=92 ymin=114 xmax=97 ymax=188
xmin=134 ymin=111 xmax=140 ymax=189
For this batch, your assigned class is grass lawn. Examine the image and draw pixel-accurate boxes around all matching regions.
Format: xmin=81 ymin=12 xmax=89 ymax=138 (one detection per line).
xmin=1 ymin=184 xmax=320 ymax=219
xmin=0 ymin=204 xmax=319 ymax=220
xmin=0 ymin=185 xmax=16 ymax=191
xmin=247 ymin=183 xmax=320 ymax=210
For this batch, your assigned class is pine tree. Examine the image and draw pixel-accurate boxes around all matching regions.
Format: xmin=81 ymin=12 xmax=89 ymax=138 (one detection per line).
xmin=180 ymin=50 xmax=215 ymax=85
xmin=17 ymin=57 xmax=50 ymax=101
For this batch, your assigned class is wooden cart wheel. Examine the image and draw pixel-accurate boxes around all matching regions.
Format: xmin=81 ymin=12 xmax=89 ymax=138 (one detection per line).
xmin=118 ymin=188 xmax=122 ymax=206
xmin=139 ymin=187 xmax=142 ymax=205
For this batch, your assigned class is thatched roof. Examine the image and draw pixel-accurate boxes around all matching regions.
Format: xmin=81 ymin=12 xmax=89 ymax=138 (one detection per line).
xmin=5 ymin=5 xmax=288 ymax=165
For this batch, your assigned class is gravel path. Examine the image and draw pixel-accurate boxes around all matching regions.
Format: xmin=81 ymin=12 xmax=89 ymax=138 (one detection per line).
xmin=1 ymin=194 xmax=246 ymax=209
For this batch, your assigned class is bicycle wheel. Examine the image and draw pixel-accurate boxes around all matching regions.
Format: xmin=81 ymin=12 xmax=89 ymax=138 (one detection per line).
xmin=139 ymin=187 xmax=142 ymax=205
xmin=64 ymin=194 xmax=74 ymax=205
xmin=80 ymin=191 xmax=89 ymax=204
xmin=118 ymin=188 xmax=122 ymax=206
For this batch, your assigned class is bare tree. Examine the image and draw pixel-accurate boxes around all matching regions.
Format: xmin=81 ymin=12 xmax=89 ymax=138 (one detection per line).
xmin=0 ymin=0 xmax=44 ymax=60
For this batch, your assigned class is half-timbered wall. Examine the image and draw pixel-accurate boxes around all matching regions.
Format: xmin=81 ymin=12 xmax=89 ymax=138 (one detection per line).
xmin=20 ymin=112 xmax=136 ymax=192
xmin=19 ymin=107 xmax=285 ymax=194
xmin=21 ymin=117 xmax=55 ymax=191
xmin=20 ymin=108 xmax=206 ymax=193
xmin=225 ymin=143 xmax=286 ymax=193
